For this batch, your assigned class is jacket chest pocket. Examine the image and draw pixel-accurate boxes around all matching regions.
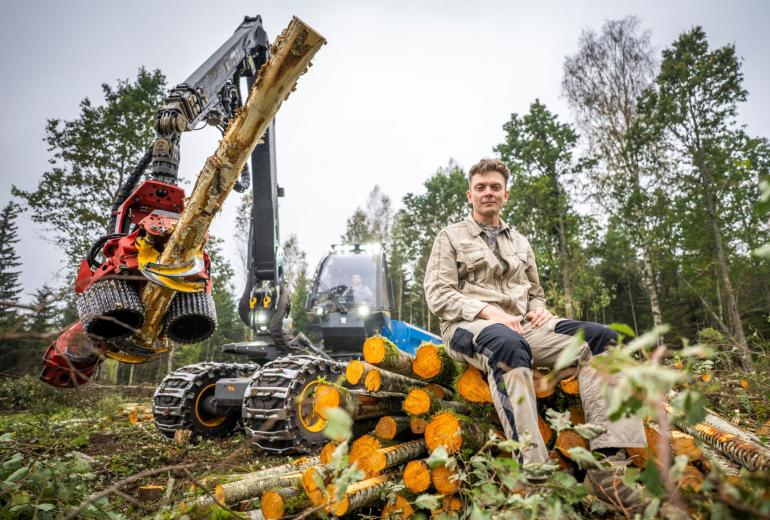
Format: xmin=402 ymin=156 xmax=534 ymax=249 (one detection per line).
xmin=502 ymin=244 xmax=529 ymax=281
xmin=458 ymin=247 xmax=488 ymax=283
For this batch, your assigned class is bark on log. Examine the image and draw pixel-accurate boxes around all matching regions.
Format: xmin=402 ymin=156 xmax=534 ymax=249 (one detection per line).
xmin=412 ymin=343 xmax=458 ymax=384
xmin=455 ymin=365 xmax=492 ymax=404
xmin=403 ymin=459 xmax=431 ymax=493
xmin=699 ymin=443 xmax=741 ymax=476
xmin=676 ymin=421 xmax=770 ymax=472
xmin=403 ymin=388 xmax=470 ymax=417
xmin=194 ymin=456 xmax=319 ymax=506
xmin=360 ymin=439 xmax=427 ymax=478
xmin=137 ymin=17 xmax=326 ymax=347
xmin=313 ymin=383 xmax=402 ymax=421
xmin=375 ymin=416 xmax=412 ymax=440
xmin=365 ymin=366 xmax=427 ymax=394
xmin=325 ymin=470 xmax=399 ymax=516
xmin=425 ymin=411 xmax=489 ymax=454
xmin=261 ymin=487 xmax=309 ymax=520
xmin=196 ymin=472 xmax=302 ymax=507
xmin=364 ymin=336 xmax=417 ymax=378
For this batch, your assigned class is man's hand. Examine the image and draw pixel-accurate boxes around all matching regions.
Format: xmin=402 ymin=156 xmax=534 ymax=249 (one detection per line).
xmin=477 ymin=305 xmax=525 ymax=335
xmin=526 ymin=307 xmax=552 ymax=328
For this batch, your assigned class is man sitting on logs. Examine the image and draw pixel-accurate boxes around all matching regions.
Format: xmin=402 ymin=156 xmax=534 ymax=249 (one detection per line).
xmin=424 ymin=158 xmax=647 ymax=511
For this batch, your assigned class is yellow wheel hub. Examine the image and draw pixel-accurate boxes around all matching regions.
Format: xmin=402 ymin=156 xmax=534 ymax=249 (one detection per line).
xmin=194 ymin=383 xmax=226 ymax=428
xmin=297 ymin=380 xmax=327 ymax=433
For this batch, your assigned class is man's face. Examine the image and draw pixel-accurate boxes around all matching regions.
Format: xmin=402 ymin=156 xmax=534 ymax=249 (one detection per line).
xmin=467 ymin=170 xmax=509 ymax=218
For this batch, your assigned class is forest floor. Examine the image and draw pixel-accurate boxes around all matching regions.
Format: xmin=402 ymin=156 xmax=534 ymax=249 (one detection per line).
xmin=0 ymin=363 xmax=768 ymax=519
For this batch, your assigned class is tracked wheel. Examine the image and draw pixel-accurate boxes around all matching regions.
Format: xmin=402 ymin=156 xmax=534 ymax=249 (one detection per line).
xmin=243 ymin=354 xmax=345 ymax=454
xmin=153 ymin=362 xmax=259 ymax=438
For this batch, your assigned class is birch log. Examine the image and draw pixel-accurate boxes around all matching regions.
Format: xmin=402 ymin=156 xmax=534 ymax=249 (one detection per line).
xmin=137 ymin=17 xmax=326 ymax=346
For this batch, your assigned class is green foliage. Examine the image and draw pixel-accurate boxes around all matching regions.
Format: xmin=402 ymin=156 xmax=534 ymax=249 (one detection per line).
xmin=13 ymin=67 xmax=166 ymax=266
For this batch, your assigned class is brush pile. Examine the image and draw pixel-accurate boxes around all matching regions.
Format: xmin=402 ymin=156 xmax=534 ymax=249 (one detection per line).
xmin=187 ymin=336 xmax=770 ymax=519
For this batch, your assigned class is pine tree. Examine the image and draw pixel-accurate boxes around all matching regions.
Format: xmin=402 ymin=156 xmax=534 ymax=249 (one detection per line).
xmin=0 ymin=202 xmax=22 ymax=313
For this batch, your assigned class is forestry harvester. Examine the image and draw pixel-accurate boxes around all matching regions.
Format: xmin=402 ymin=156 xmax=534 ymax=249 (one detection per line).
xmin=40 ymin=15 xmax=439 ymax=454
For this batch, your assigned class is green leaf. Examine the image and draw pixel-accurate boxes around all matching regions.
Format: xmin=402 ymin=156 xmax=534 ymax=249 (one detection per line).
xmin=0 ymin=432 xmax=14 ymax=442
xmin=552 ymin=331 xmax=584 ymax=373
xmin=426 ymin=445 xmax=451 ymax=468
xmin=566 ymin=447 xmax=599 ymax=470
xmin=627 ymin=325 xmax=670 ymax=353
xmin=36 ymin=503 xmax=56 ymax=512
xmin=321 ymin=407 xmax=353 ymax=442
xmin=753 ymin=244 xmax=770 ymax=258
xmin=608 ymin=323 xmax=636 ymax=338
xmin=414 ymin=493 xmax=442 ymax=510
xmin=4 ymin=466 xmax=29 ymax=484
xmin=573 ymin=423 xmax=606 ymax=441
xmin=671 ymin=390 xmax=707 ymax=425
xmin=545 ymin=408 xmax=572 ymax=434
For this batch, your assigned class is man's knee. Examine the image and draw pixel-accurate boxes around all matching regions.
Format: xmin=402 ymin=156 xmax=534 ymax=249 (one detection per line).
xmin=476 ymin=323 xmax=532 ymax=370
xmin=554 ymin=320 xmax=618 ymax=355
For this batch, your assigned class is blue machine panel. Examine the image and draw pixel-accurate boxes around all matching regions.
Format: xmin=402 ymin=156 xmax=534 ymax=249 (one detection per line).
xmin=381 ymin=319 xmax=442 ymax=355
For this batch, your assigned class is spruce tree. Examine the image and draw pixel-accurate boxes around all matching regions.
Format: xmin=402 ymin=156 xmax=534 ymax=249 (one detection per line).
xmin=0 ymin=202 xmax=22 ymax=313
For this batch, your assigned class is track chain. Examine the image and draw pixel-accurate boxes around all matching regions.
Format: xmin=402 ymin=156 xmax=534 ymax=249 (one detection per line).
xmin=243 ymin=354 xmax=345 ymax=454
xmin=152 ymin=361 xmax=259 ymax=437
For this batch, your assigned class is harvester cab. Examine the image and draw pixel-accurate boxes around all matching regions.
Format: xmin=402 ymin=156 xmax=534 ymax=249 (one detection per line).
xmin=308 ymin=244 xmax=439 ymax=358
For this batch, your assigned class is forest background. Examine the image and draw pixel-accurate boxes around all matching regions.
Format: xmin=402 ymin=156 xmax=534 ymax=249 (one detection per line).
xmin=0 ymin=17 xmax=768 ymax=386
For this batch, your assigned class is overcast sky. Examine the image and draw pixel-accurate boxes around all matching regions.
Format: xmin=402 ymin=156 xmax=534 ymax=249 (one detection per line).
xmin=1 ymin=0 xmax=768 ymax=299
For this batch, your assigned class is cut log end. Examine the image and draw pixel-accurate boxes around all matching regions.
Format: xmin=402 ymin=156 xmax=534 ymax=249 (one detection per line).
xmin=364 ymin=368 xmax=382 ymax=392
xmin=559 ymin=375 xmax=580 ymax=396
xmin=554 ymin=429 xmax=588 ymax=459
xmin=538 ymin=415 xmax=553 ymax=446
xmin=302 ymin=467 xmax=329 ymax=507
xmin=456 ymin=365 xmax=492 ymax=403
xmin=410 ymin=416 xmax=428 ymax=435
xmin=403 ymin=388 xmax=432 ymax=415
xmin=413 ymin=343 xmax=443 ymax=380
xmin=363 ymin=336 xmax=387 ymax=364
xmin=425 ymin=383 xmax=447 ymax=400
xmin=312 ymin=384 xmax=340 ymax=419
xmin=403 ymin=459 xmax=431 ymax=493
xmin=261 ymin=490 xmax=284 ymax=519
xmin=350 ymin=434 xmax=382 ymax=468
xmin=375 ymin=416 xmax=399 ymax=440
xmin=382 ymin=494 xmax=415 ymax=519
xmin=346 ymin=360 xmax=365 ymax=386
xmin=431 ymin=465 xmax=460 ymax=495
xmin=320 ymin=442 xmax=339 ymax=464
xmin=425 ymin=412 xmax=463 ymax=453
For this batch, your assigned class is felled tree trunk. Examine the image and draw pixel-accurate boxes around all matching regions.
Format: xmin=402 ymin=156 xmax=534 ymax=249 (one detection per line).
xmin=363 ymin=336 xmax=417 ymax=378
xmin=359 ymin=439 xmax=427 ymax=478
xmin=261 ymin=487 xmax=309 ymax=520
xmin=137 ymin=17 xmax=326 ymax=347
xmin=194 ymin=456 xmax=319 ymax=506
xmin=313 ymin=384 xmax=402 ymax=421
xmin=365 ymin=366 xmax=427 ymax=394
xmin=346 ymin=360 xmax=375 ymax=386
xmin=375 ymin=416 xmax=412 ymax=440
xmin=325 ymin=470 xmax=399 ymax=516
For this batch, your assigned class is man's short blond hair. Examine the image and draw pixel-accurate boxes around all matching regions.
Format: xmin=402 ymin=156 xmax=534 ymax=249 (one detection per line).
xmin=468 ymin=158 xmax=510 ymax=186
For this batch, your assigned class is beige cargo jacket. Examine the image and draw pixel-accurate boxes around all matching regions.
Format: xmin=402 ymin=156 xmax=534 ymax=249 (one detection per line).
xmin=424 ymin=215 xmax=547 ymax=341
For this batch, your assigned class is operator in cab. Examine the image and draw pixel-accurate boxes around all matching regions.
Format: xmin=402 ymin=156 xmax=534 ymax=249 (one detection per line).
xmin=344 ymin=274 xmax=374 ymax=305
xmin=423 ymin=158 xmax=647 ymax=513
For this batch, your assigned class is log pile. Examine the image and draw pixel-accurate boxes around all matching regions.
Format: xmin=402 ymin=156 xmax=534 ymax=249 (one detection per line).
xmin=182 ymin=335 xmax=770 ymax=518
